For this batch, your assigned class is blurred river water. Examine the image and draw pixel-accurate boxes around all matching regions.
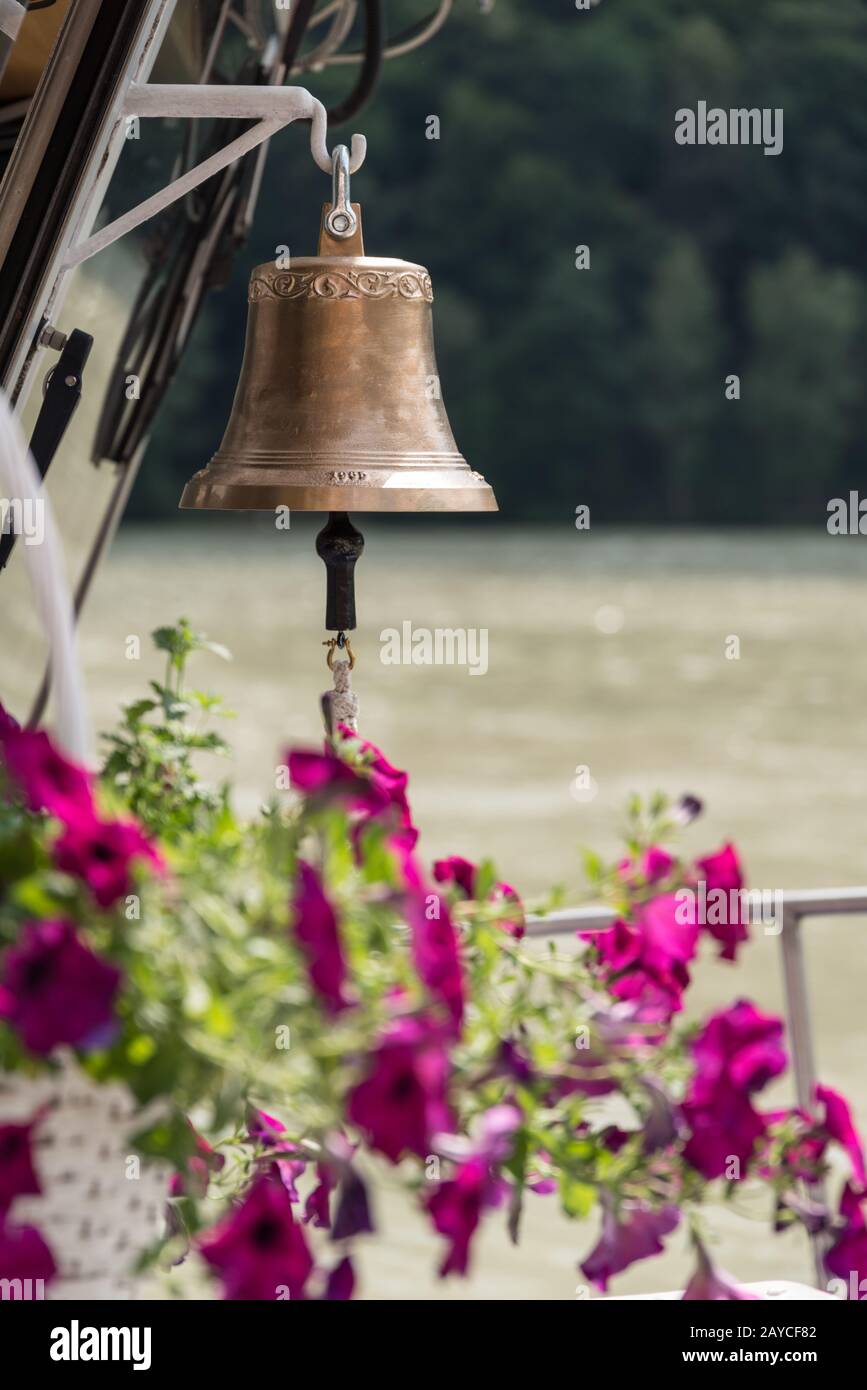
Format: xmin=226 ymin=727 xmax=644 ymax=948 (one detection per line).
xmin=76 ymin=521 xmax=866 ymax=1299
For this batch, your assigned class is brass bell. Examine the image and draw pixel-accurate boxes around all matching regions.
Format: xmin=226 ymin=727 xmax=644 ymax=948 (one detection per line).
xmin=180 ymin=155 xmax=496 ymax=515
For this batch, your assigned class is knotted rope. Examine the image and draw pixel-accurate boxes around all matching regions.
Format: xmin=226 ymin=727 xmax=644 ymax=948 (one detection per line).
xmin=321 ymin=636 xmax=358 ymax=735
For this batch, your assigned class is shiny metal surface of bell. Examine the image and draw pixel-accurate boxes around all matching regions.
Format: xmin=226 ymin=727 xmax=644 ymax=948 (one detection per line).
xmin=180 ymin=206 xmax=497 ymax=513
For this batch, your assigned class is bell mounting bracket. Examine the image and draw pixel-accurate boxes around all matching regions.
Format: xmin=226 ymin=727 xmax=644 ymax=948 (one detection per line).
xmin=62 ymin=84 xmax=366 ymax=271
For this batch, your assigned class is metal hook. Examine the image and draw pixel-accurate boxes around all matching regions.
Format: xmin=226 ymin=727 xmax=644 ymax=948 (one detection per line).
xmin=325 ymin=145 xmax=358 ymax=240
xmin=308 ymin=99 xmax=366 ymax=175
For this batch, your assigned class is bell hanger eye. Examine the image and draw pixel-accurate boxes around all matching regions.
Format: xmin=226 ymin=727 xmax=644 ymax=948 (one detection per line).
xmin=325 ymin=145 xmax=358 ymax=240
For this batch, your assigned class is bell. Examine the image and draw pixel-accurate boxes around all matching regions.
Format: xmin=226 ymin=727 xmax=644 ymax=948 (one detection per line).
xmin=180 ymin=181 xmax=497 ymax=514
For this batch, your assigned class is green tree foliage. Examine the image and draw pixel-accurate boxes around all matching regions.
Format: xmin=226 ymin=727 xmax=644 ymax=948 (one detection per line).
xmin=745 ymin=250 xmax=861 ymax=515
xmin=130 ymin=0 xmax=867 ymax=524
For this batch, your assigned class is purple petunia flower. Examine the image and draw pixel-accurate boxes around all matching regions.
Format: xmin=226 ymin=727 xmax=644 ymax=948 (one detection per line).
xmin=323 ymin=1255 xmax=355 ymax=1300
xmin=826 ymin=1184 xmax=867 ymax=1289
xmin=0 ymin=919 xmax=121 ymax=1055
xmin=303 ymin=1163 xmax=335 ymax=1229
xmin=347 ymin=1017 xmax=451 ymax=1164
xmin=0 ymin=1220 xmax=56 ymax=1286
xmin=0 ymin=1115 xmax=43 ymax=1214
xmin=682 ymin=1001 xmax=787 ymax=1180
xmin=433 ymin=855 xmax=526 ymax=938
xmin=581 ymin=895 xmax=699 ymax=1029
xmin=682 ymin=1238 xmax=760 ymax=1300
xmin=815 ymin=1084 xmax=867 ymax=1189
xmin=433 ymin=856 xmax=476 ymax=896
xmin=54 ymin=813 xmax=163 ymax=910
xmin=693 ymin=842 xmax=749 ymax=961
xmin=287 ymin=747 xmax=389 ymax=817
xmin=2 ymin=727 xmax=94 ymax=824
xmin=580 ymin=1198 xmax=680 ymax=1291
xmin=427 ymin=1156 xmax=490 ymax=1277
xmin=336 ymin=727 xmax=413 ymax=827
xmin=290 ymin=860 xmax=351 ymax=1014
xmin=616 ymin=845 xmax=676 ymax=888
xmin=199 ymin=1172 xmax=314 ymax=1301
xmin=405 ymin=889 xmax=464 ymax=1035
xmin=331 ymin=1169 xmax=374 ymax=1241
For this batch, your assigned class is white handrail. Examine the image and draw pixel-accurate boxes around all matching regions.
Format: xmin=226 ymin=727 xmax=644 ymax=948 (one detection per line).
xmin=0 ymin=390 xmax=89 ymax=762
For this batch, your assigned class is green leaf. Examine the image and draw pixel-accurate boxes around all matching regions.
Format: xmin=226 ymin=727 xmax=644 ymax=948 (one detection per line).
xmin=560 ymin=1177 xmax=597 ymax=1220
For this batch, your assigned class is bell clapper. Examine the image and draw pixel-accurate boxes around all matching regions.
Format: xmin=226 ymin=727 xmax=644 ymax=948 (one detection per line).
xmin=317 ymin=513 xmax=363 ymax=736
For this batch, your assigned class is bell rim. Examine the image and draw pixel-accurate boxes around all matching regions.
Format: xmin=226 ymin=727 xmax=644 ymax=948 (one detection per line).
xmin=179 ymin=473 xmax=498 ymax=514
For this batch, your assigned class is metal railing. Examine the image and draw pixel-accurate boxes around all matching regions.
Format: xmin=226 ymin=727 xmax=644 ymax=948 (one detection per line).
xmin=527 ymin=887 xmax=867 ymax=1286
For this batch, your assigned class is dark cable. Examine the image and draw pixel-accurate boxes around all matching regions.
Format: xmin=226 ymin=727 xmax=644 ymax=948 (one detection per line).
xmin=280 ymin=0 xmax=319 ymax=72
xmin=327 ymin=0 xmax=384 ymax=127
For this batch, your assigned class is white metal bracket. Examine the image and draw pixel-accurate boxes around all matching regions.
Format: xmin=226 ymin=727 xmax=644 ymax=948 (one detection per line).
xmin=62 ymin=83 xmax=366 ymax=271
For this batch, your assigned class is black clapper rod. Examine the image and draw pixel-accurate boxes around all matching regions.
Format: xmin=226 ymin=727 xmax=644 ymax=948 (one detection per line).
xmin=315 ymin=512 xmax=364 ymax=633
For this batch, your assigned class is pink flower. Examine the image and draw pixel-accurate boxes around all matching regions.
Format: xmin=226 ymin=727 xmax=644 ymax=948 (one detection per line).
xmin=387 ymin=826 xmax=423 ymax=889
xmin=336 ymin=727 xmax=412 ymax=827
xmin=171 ymin=1122 xmax=225 ymax=1199
xmin=406 ymin=889 xmax=464 ymax=1034
xmin=815 ymin=1084 xmax=867 ymax=1189
xmin=682 ymin=1085 xmax=768 ymax=1180
xmin=825 ymin=1184 xmax=867 ymax=1289
xmin=0 ymin=1220 xmax=56 ymax=1286
xmin=689 ymin=1001 xmax=787 ymax=1105
xmin=636 ymin=894 xmax=700 ymax=975
xmin=696 ymin=842 xmax=743 ymax=894
xmin=303 ymin=1163 xmax=335 ymax=1229
xmin=324 ymin=1255 xmax=356 ymax=1300
xmin=490 ymin=881 xmax=526 ymax=939
xmin=246 ymin=1109 xmax=290 ymax=1148
xmin=581 ymin=894 xmax=699 ymax=1027
xmin=580 ymin=1199 xmax=680 ymax=1291
xmin=426 ymin=1105 xmax=521 ymax=1276
xmin=274 ymin=1159 xmax=307 ymax=1204
xmin=0 ymin=920 xmax=121 ymax=1055
xmin=682 ymin=1238 xmax=760 ymax=1300
xmin=332 ymin=1169 xmax=374 ymax=1240
xmin=290 ymin=861 xmax=350 ymax=1014
xmin=199 ymin=1173 xmax=314 ymax=1301
xmin=760 ymin=1108 xmax=826 ymax=1182
xmin=2 ymin=727 xmax=94 ymax=823
xmin=694 ymin=842 xmax=748 ymax=961
xmin=617 ymin=846 xmax=676 ymax=887
xmin=682 ymin=1001 xmax=787 ymax=1180
xmin=54 ymin=814 xmax=163 ymax=909
xmin=347 ymin=1018 xmax=451 ymax=1164
xmin=434 ymin=856 xmax=526 ymax=938
xmin=0 ymin=1116 xmax=42 ymax=1214
xmin=287 ymin=748 xmax=388 ymax=817
xmin=433 ymin=856 xmax=476 ymax=896
xmin=427 ymin=1156 xmax=490 ymax=1277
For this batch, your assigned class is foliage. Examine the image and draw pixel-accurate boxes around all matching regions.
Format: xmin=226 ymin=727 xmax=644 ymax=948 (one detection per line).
xmin=0 ymin=624 xmax=865 ymax=1299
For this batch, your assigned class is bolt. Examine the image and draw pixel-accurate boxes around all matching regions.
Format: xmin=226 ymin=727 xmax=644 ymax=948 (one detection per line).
xmin=39 ymin=324 xmax=67 ymax=352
